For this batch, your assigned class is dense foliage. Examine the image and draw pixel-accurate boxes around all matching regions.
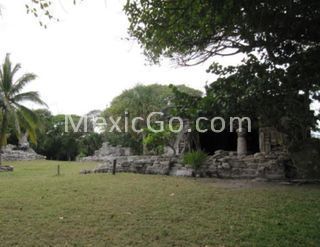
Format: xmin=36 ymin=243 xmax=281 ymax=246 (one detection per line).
xmin=31 ymin=110 xmax=104 ymax=161
xmin=102 ymin=84 xmax=202 ymax=154
xmin=124 ymin=0 xmax=320 ymax=145
xmin=143 ymin=125 xmax=177 ymax=155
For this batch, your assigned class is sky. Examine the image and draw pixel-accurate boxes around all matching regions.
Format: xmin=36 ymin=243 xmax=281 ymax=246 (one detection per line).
xmin=0 ymin=0 xmax=242 ymax=115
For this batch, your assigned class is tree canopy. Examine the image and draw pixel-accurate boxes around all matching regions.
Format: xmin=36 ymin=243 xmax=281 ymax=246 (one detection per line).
xmin=125 ymin=0 xmax=320 ymax=65
xmin=102 ymin=84 xmax=202 ymax=154
xmin=124 ymin=0 xmax=320 ymax=143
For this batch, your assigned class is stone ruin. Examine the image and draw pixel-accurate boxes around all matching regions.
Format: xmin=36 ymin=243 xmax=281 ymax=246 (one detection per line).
xmin=1 ymin=144 xmax=46 ymax=162
xmin=81 ymin=142 xmax=132 ymax=162
xmin=259 ymin=127 xmax=286 ymax=153
xmin=0 ymin=144 xmax=46 ymax=172
xmin=81 ymin=128 xmax=294 ymax=180
xmin=81 ymin=150 xmax=292 ymax=179
xmin=0 ymin=165 xmax=14 ymax=172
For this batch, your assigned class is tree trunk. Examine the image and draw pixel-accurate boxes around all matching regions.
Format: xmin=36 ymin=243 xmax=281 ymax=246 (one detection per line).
xmin=0 ymin=111 xmax=9 ymax=166
xmin=168 ymin=144 xmax=177 ymax=156
xmin=142 ymin=132 xmax=148 ymax=155
xmin=303 ymin=90 xmax=312 ymax=140
xmin=190 ymin=132 xmax=201 ymax=151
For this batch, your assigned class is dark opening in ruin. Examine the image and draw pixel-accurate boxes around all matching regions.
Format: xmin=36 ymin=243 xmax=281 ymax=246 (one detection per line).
xmin=199 ymin=129 xmax=260 ymax=155
xmin=247 ymin=130 xmax=260 ymax=154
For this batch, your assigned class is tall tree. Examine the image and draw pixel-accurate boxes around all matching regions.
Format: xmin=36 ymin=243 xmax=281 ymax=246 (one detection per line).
xmin=124 ymin=0 xmax=320 ymax=142
xmin=103 ymin=84 xmax=172 ymax=154
xmin=0 ymin=54 xmax=46 ymax=164
xmin=102 ymin=84 xmax=201 ymax=154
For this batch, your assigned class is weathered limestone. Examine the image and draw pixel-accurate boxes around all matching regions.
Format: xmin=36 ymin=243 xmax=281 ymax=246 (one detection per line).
xmin=0 ymin=165 xmax=14 ymax=172
xmin=92 ymin=156 xmax=175 ymax=175
xmin=81 ymin=142 xmax=132 ymax=161
xmin=18 ymin=132 xmax=30 ymax=150
xmin=84 ymin=149 xmax=292 ymax=180
xmin=80 ymin=137 xmax=292 ymax=180
xmin=259 ymin=127 xmax=286 ymax=154
xmin=169 ymin=164 xmax=194 ymax=177
xmin=237 ymin=128 xmax=247 ymax=156
xmin=2 ymin=144 xmax=46 ymax=161
xmin=207 ymin=150 xmax=290 ymax=179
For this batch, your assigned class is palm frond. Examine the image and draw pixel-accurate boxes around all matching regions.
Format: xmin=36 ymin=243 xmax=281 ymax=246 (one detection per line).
xmin=16 ymin=110 xmax=37 ymax=144
xmin=11 ymin=63 xmax=21 ymax=78
xmin=14 ymin=103 xmax=39 ymax=126
xmin=13 ymin=91 xmax=48 ymax=107
xmin=15 ymin=105 xmax=39 ymax=144
xmin=10 ymin=73 xmax=37 ymax=96
xmin=1 ymin=54 xmax=13 ymax=92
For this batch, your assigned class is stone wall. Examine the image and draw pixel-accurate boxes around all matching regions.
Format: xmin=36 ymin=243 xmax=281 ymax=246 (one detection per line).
xmin=203 ymin=150 xmax=291 ymax=179
xmin=2 ymin=145 xmax=46 ymax=162
xmin=90 ymin=156 xmax=178 ymax=175
xmin=259 ymin=127 xmax=286 ymax=154
xmin=81 ymin=142 xmax=132 ymax=162
xmin=83 ymin=150 xmax=292 ymax=180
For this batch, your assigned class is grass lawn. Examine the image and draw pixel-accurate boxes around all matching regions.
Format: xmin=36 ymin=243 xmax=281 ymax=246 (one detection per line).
xmin=0 ymin=161 xmax=319 ymax=246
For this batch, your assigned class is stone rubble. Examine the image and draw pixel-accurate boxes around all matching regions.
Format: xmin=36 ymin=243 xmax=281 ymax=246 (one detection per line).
xmin=81 ymin=149 xmax=292 ymax=180
xmin=2 ymin=144 xmax=46 ymax=162
xmin=80 ymin=142 xmax=132 ymax=162
xmin=0 ymin=165 xmax=14 ymax=172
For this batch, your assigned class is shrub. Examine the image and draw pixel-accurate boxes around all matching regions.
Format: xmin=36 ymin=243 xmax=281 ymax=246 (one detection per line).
xmin=289 ymin=138 xmax=320 ymax=179
xmin=183 ymin=151 xmax=208 ymax=171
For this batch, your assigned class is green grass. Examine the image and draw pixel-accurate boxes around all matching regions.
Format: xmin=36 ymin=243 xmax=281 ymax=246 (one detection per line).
xmin=0 ymin=161 xmax=320 ymax=246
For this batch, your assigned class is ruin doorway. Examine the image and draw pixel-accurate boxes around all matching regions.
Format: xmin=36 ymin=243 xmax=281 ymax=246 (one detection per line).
xmin=199 ymin=129 xmax=259 ymax=155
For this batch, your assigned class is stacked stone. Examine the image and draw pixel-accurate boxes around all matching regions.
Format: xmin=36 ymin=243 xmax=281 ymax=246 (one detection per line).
xmin=80 ymin=142 xmax=132 ymax=162
xmin=92 ymin=156 xmax=175 ymax=175
xmin=83 ymin=150 xmax=290 ymax=180
xmin=0 ymin=166 xmax=14 ymax=172
xmin=203 ymin=150 xmax=289 ymax=179
xmin=2 ymin=145 xmax=46 ymax=162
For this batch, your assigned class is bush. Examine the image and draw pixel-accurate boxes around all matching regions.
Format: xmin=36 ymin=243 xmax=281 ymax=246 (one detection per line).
xmin=289 ymin=138 xmax=320 ymax=179
xmin=183 ymin=151 xmax=208 ymax=171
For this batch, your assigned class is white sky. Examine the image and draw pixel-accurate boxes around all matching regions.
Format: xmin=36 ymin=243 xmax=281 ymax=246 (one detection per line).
xmin=0 ymin=0 xmax=242 ymax=115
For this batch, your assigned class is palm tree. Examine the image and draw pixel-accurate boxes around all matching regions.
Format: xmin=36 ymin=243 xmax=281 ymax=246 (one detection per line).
xmin=0 ymin=54 xmax=47 ymax=165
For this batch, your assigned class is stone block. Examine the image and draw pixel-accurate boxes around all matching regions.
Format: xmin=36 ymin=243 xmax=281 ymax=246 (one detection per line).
xmin=0 ymin=166 xmax=14 ymax=172
xmin=221 ymin=163 xmax=231 ymax=169
xmin=170 ymin=167 xmax=193 ymax=177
